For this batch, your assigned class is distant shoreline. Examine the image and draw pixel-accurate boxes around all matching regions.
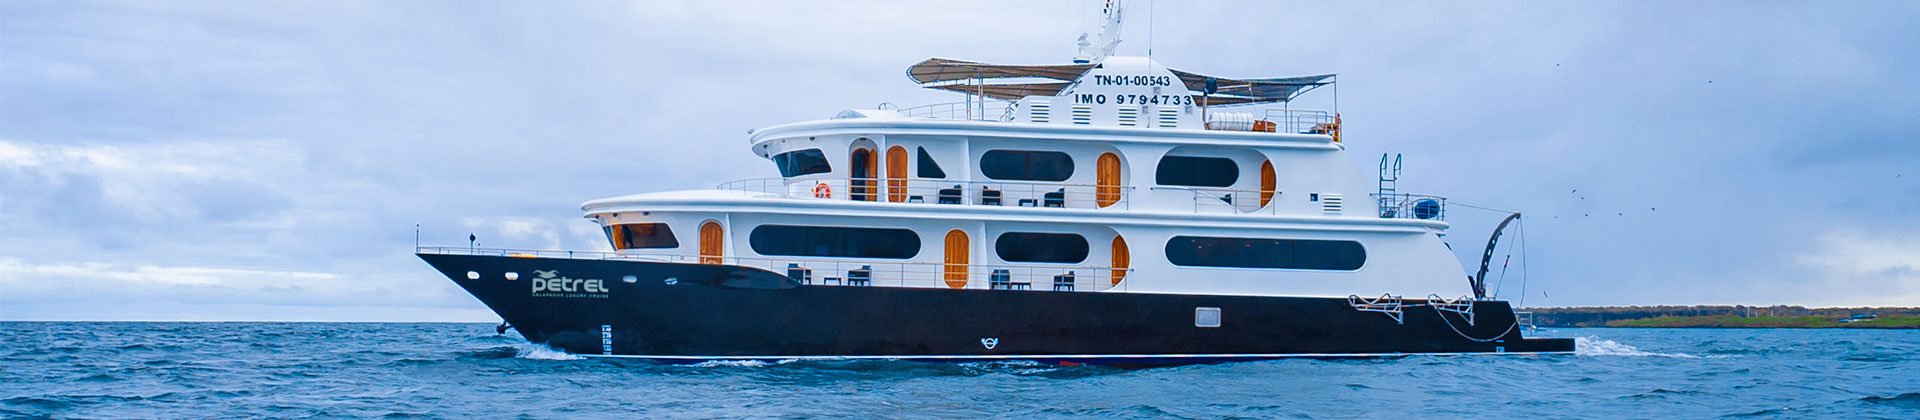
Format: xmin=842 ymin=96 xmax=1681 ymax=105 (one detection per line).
xmin=1523 ymin=305 xmax=1920 ymax=329
xmin=1600 ymin=315 xmax=1919 ymax=329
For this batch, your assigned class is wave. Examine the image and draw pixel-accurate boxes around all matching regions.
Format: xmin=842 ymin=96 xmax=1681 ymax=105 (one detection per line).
xmin=1859 ymin=392 xmax=1920 ymax=408
xmin=687 ymin=359 xmax=799 ymax=368
xmin=514 ymin=344 xmax=584 ymax=361
xmin=1575 ymin=336 xmax=1701 ymax=358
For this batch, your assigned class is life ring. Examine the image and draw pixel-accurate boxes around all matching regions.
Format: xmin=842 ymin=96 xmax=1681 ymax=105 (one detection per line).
xmin=812 ymin=182 xmax=832 ymax=198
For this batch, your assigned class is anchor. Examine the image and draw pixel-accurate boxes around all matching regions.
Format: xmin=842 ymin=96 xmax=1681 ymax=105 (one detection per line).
xmin=496 ymin=321 xmax=513 ymax=335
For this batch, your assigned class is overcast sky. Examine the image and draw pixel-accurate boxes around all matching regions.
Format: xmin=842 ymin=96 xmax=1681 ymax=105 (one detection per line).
xmin=3 ymin=1 xmax=1916 ymax=321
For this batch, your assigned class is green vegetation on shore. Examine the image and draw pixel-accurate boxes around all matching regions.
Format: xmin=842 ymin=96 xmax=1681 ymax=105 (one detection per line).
xmin=1605 ymin=315 xmax=1920 ymax=329
xmin=1525 ymin=306 xmax=1920 ymax=328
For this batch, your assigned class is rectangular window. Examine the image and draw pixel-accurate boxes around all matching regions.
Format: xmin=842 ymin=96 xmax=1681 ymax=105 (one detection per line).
xmin=1195 ymin=307 xmax=1221 ymax=327
xmin=748 ymin=225 xmax=921 ymax=259
xmin=606 ymin=223 xmax=680 ymax=250
xmin=772 ymin=149 xmax=832 ymax=177
xmin=1165 ymin=236 xmax=1365 ymax=270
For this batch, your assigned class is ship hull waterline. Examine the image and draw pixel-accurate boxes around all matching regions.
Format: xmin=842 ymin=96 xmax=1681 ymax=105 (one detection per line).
xmin=420 ymin=253 xmax=1574 ymax=365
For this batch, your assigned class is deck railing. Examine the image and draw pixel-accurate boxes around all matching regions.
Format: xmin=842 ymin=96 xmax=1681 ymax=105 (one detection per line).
xmin=1263 ymin=109 xmax=1336 ymax=135
xmin=895 ymin=100 xmax=1015 ymax=121
xmin=1373 ymin=193 xmax=1448 ymax=221
xmin=1154 ymin=186 xmax=1286 ymax=215
xmin=717 ymin=177 xmax=1133 ymax=210
xmin=419 ymin=246 xmax=1129 ymax=292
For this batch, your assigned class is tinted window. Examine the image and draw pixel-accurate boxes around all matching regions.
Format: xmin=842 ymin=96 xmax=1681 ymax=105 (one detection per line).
xmin=749 ymin=225 xmax=921 ymax=259
xmin=1156 ymin=156 xmax=1239 ymax=187
xmin=772 ymin=149 xmax=832 ymax=177
xmin=916 ymin=146 xmax=947 ymax=179
xmin=1165 ymin=236 xmax=1365 ymax=270
xmin=605 ymin=223 xmax=679 ymax=250
xmin=980 ymin=150 xmax=1074 ymax=181
xmin=994 ymin=232 xmax=1090 ymax=264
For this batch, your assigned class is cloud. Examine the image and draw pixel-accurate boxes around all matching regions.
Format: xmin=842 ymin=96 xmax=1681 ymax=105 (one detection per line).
xmin=1 ymin=1 xmax=1917 ymax=320
xmin=1795 ymin=229 xmax=1920 ymax=307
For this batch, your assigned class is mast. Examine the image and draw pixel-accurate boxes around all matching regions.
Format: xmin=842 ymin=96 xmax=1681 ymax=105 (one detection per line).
xmin=1074 ymin=0 xmax=1126 ymax=63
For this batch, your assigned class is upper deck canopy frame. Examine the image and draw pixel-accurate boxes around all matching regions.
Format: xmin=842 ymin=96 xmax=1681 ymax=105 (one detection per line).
xmin=906 ymin=57 xmax=1335 ymax=107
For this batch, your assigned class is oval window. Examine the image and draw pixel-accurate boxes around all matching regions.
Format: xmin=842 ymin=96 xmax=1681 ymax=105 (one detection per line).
xmin=1155 ymin=156 xmax=1239 ymax=187
xmin=748 ymin=225 xmax=921 ymax=259
xmin=980 ymin=150 xmax=1074 ymax=182
xmin=1164 ymin=236 xmax=1365 ymax=270
xmin=994 ymin=232 xmax=1090 ymax=264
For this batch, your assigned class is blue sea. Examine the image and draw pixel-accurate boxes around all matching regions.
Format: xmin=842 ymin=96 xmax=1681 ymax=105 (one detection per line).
xmin=1 ymin=323 xmax=1914 ymax=418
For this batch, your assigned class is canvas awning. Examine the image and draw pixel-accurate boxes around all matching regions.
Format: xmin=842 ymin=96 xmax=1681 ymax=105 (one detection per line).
xmin=906 ymin=57 xmax=1335 ymax=106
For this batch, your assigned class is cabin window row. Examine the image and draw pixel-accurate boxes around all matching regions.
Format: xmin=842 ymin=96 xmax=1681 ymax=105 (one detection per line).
xmin=612 ymin=223 xmax=1363 ymax=271
xmin=784 ymin=147 xmax=1249 ymax=189
xmin=977 ymin=150 xmax=1248 ymax=189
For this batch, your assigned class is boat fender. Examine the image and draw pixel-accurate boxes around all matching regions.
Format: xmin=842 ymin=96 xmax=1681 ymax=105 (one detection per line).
xmin=812 ymin=182 xmax=831 ymax=198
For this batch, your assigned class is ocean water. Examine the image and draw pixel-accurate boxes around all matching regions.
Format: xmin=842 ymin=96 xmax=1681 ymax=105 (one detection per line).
xmin=1 ymin=323 xmax=1914 ymax=418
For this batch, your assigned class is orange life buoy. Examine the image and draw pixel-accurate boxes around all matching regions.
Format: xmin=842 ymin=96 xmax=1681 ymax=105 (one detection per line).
xmin=812 ymin=182 xmax=831 ymax=198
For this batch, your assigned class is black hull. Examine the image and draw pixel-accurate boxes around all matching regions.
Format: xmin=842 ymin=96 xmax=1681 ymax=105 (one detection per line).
xmin=420 ymin=253 xmax=1573 ymax=364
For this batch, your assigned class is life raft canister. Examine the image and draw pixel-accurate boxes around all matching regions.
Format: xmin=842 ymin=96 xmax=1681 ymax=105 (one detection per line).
xmin=812 ymin=182 xmax=832 ymax=198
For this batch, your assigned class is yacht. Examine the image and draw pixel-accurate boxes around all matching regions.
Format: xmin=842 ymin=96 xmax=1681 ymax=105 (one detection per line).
xmin=417 ymin=4 xmax=1573 ymax=363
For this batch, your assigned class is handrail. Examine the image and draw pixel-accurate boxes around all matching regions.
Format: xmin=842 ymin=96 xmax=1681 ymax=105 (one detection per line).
xmin=1372 ymin=193 xmax=1448 ymax=221
xmin=1262 ymin=109 xmax=1335 ymax=135
xmin=717 ymin=177 xmax=1133 ymax=210
xmin=895 ymin=100 xmax=1015 ymax=121
xmin=418 ymin=246 xmax=1130 ymax=292
xmin=1153 ymin=186 xmax=1283 ymax=215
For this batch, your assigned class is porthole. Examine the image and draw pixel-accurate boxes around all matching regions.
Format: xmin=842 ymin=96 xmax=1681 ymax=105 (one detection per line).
xmin=504 ymin=272 xmax=519 ymax=281
xmin=465 ymin=271 xmax=480 ymax=280
xmin=622 ymin=275 xmax=638 ymax=283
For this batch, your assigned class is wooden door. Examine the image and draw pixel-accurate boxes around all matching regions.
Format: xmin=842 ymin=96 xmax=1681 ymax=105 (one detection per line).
xmin=1110 ymin=235 xmax=1130 ymax=286
xmin=943 ymin=229 xmax=969 ymax=288
xmin=1096 ymin=152 xmax=1121 ymax=208
xmin=1259 ymin=160 xmax=1277 ymax=207
xmin=850 ymin=148 xmax=877 ymax=201
xmin=886 ymin=146 xmax=908 ymax=203
xmin=699 ymin=220 xmax=723 ymax=264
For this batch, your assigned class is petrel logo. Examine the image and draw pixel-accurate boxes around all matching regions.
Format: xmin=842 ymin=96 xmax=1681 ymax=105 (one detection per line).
xmin=980 ymin=338 xmax=1000 ymax=350
xmin=530 ymin=270 xmax=610 ymax=298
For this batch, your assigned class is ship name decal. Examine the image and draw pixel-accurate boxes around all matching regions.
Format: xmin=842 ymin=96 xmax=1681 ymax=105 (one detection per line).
xmin=531 ymin=270 xmax=610 ymax=298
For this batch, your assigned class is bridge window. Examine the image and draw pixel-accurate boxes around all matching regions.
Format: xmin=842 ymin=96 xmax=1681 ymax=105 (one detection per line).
xmin=1156 ymin=156 xmax=1239 ymax=187
xmin=606 ymin=223 xmax=680 ymax=250
xmin=916 ymin=146 xmax=947 ymax=179
xmin=981 ymin=150 xmax=1074 ymax=182
xmin=773 ymin=149 xmax=832 ymax=177
xmin=1165 ymin=236 xmax=1365 ymax=270
xmin=994 ymin=232 xmax=1090 ymax=264
xmin=749 ymin=225 xmax=921 ymax=259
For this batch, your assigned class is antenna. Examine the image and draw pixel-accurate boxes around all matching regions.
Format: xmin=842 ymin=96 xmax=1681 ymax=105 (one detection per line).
xmin=1074 ymin=0 xmax=1126 ymax=63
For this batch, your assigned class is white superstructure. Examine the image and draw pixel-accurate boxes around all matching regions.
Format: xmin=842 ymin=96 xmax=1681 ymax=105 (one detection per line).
xmin=577 ymin=52 xmax=1469 ymax=300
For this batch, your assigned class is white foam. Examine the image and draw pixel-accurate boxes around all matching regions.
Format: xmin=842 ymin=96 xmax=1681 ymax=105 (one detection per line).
xmin=689 ymin=359 xmax=773 ymax=368
xmin=515 ymin=344 xmax=584 ymax=361
xmin=1574 ymin=336 xmax=1700 ymax=358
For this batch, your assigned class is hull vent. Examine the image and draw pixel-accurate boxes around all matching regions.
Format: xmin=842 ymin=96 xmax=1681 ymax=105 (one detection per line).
xmin=1072 ymin=105 xmax=1093 ymax=125
xmin=1322 ymin=194 xmax=1344 ymax=214
xmin=1030 ymin=103 xmax=1051 ymax=123
xmin=1117 ymin=107 xmax=1139 ymax=127
xmin=1157 ymin=107 xmax=1180 ymax=128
